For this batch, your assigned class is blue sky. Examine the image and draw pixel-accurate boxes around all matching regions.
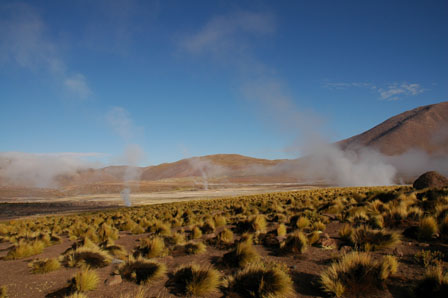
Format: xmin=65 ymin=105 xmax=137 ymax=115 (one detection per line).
xmin=1 ymin=0 xmax=447 ymax=166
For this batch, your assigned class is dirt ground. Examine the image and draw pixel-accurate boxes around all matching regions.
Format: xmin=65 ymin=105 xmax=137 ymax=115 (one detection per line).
xmin=0 ymin=219 xmax=429 ymax=298
xmin=0 ymin=184 xmax=323 ymax=220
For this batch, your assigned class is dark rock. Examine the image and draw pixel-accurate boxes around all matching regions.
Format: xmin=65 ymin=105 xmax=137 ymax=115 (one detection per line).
xmin=105 ymin=275 xmax=122 ymax=286
xmin=317 ymin=234 xmax=336 ymax=249
xmin=393 ymin=248 xmax=403 ymax=257
xmin=413 ymin=171 xmax=448 ymax=190
xmin=340 ymin=246 xmax=352 ymax=254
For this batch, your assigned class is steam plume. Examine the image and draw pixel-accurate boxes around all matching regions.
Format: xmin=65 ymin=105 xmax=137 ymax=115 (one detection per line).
xmin=0 ymin=152 xmax=101 ymax=188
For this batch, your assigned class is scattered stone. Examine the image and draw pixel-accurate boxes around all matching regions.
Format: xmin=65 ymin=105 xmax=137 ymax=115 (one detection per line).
xmin=276 ymin=236 xmax=286 ymax=243
xmin=105 ymin=275 xmax=122 ymax=286
xmin=204 ymin=233 xmax=216 ymax=240
xmin=417 ymin=243 xmax=430 ymax=247
xmin=393 ymin=248 xmax=404 ymax=257
xmin=317 ymin=235 xmax=336 ymax=249
xmin=340 ymin=246 xmax=352 ymax=254
xmin=413 ymin=171 xmax=448 ymax=190
xmin=262 ymin=234 xmax=279 ymax=247
xmin=111 ymin=258 xmax=125 ymax=265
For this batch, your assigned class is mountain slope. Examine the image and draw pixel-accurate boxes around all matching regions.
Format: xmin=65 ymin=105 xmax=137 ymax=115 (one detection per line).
xmin=338 ymin=101 xmax=448 ymax=155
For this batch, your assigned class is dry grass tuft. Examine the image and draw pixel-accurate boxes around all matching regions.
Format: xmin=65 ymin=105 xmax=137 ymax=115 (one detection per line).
xmin=29 ymin=258 xmax=61 ymax=274
xmin=276 ymin=223 xmax=287 ymax=237
xmin=66 ymin=245 xmax=112 ymax=268
xmin=65 ymin=292 xmax=88 ymax=298
xmin=282 ymin=231 xmax=308 ymax=254
xmin=135 ymin=237 xmax=166 ymax=258
xmin=184 ymin=241 xmax=207 ymax=255
xmin=418 ymin=217 xmax=439 ymax=241
xmin=71 ymin=267 xmax=99 ymax=292
xmin=0 ymin=286 xmax=7 ymax=298
xmin=5 ymin=240 xmax=45 ymax=260
xmin=320 ymin=252 xmax=397 ymax=297
xmin=231 ymin=263 xmax=294 ymax=298
xmin=119 ymin=257 xmax=166 ymax=284
xmin=414 ymin=264 xmax=448 ymax=297
xmin=217 ymin=228 xmax=234 ymax=244
xmin=223 ymin=242 xmax=260 ymax=268
xmin=168 ymin=264 xmax=221 ymax=296
xmin=349 ymin=227 xmax=400 ymax=251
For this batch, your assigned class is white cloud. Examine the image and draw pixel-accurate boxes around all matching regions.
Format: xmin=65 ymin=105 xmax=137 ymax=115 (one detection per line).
xmin=180 ymin=11 xmax=275 ymax=55
xmin=64 ymin=73 xmax=92 ymax=99
xmin=324 ymin=80 xmax=425 ymax=100
xmin=0 ymin=3 xmax=91 ymax=98
xmin=324 ymin=82 xmax=377 ymax=90
xmin=378 ymin=83 xmax=425 ymax=100
xmin=105 ymin=106 xmax=141 ymax=140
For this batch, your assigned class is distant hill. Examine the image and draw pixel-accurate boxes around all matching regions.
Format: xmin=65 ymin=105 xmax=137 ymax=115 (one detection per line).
xmin=52 ymin=154 xmax=285 ymax=188
xmin=338 ymin=101 xmax=448 ymax=155
xmin=1 ymin=102 xmax=447 ymax=193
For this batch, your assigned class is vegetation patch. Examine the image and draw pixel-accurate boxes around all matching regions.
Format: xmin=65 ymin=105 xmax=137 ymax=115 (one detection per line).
xmin=320 ymin=252 xmax=397 ymax=297
xmin=29 ymin=258 xmax=60 ymax=274
xmin=119 ymin=257 xmax=166 ymax=284
xmin=231 ymin=263 xmax=293 ymax=298
xmin=168 ymin=264 xmax=221 ymax=296
xmin=414 ymin=264 xmax=448 ymax=297
xmin=71 ymin=267 xmax=99 ymax=292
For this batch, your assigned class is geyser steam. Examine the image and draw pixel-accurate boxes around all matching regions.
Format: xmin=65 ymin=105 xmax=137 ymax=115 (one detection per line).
xmin=120 ymin=188 xmax=131 ymax=207
xmin=118 ymin=144 xmax=145 ymax=207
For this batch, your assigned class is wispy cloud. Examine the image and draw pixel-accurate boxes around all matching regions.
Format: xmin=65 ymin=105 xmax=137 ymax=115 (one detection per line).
xmin=64 ymin=74 xmax=92 ymax=99
xmin=105 ymin=106 xmax=142 ymax=140
xmin=0 ymin=3 xmax=91 ymax=98
xmin=324 ymin=82 xmax=377 ymax=90
xmin=324 ymin=80 xmax=425 ymax=101
xmin=82 ymin=0 xmax=159 ymax=55
xmin=180 ymin=11 xmax=275 ymax=57
xmin=378 ymin=83 xmax=424 ymax=100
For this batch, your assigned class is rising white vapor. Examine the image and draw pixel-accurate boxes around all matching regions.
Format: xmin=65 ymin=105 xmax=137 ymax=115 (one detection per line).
xmin=0 ymin=152 xmax=103 ymax=188
xmin=178 ymin=10 xmax=443 ymax=186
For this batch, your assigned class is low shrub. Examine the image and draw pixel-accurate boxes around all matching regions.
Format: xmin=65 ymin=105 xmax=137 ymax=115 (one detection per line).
xmin=223 ymin=242 xmax=259 ymax=268
xmin=276 ymin=223 xmax=287 ymax=237
xmin=0 ymin=286 xmax=7 ymax=298
xmin=414 ymin=264 xmax=448 ymax=298
xmin=184 ymin=241 xmax=206 ymax=255
xmin=231 ymin=263 xmax=293 ymax=298
xmin=29 ymin=258 xmax=60 ymax=274
xmin=320 ymin=252 xmax=398 ymax=297
xmin=71 ymin=268 xmax=99 ymax=292
xmin=214 ymin=215 xmax=227 ymax=227
xmin=5 ymin=240 xmax=45 ymax=260
xmin=119 ymin=257 xmax=166 ymax=284
xmin=217 ymin=228 xmax=234 ymax=244
xmin=65 ymin=245 xmax=112 ymax=268
xmin=192 ymin=226 xmax=203 ymax=239
xmin=168 ymin=264 xmax=221 ymax=296
xmin=414 ymin=250 xmax=444 ymax=268
xmin=282 ymin=231 xmax=308 ymax=254
xmin=349 ymin=227 xmax=400 ymax=251
xmin=135 ymin=237 xmax=166 ymax=258
xmin=418 ymin=217 xmax=439 ymax=241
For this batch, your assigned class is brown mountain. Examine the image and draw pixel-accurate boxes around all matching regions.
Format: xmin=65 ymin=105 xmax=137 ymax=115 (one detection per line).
xmin=140 ymin=154 xmax=282 ymax=181
xmin=338 ymin=101 xmax=448 ymax=155
xmin=52 ymin=154 xmax=284 ymax=188
xmin=1 ymin=102 xmax=447 ymax=194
